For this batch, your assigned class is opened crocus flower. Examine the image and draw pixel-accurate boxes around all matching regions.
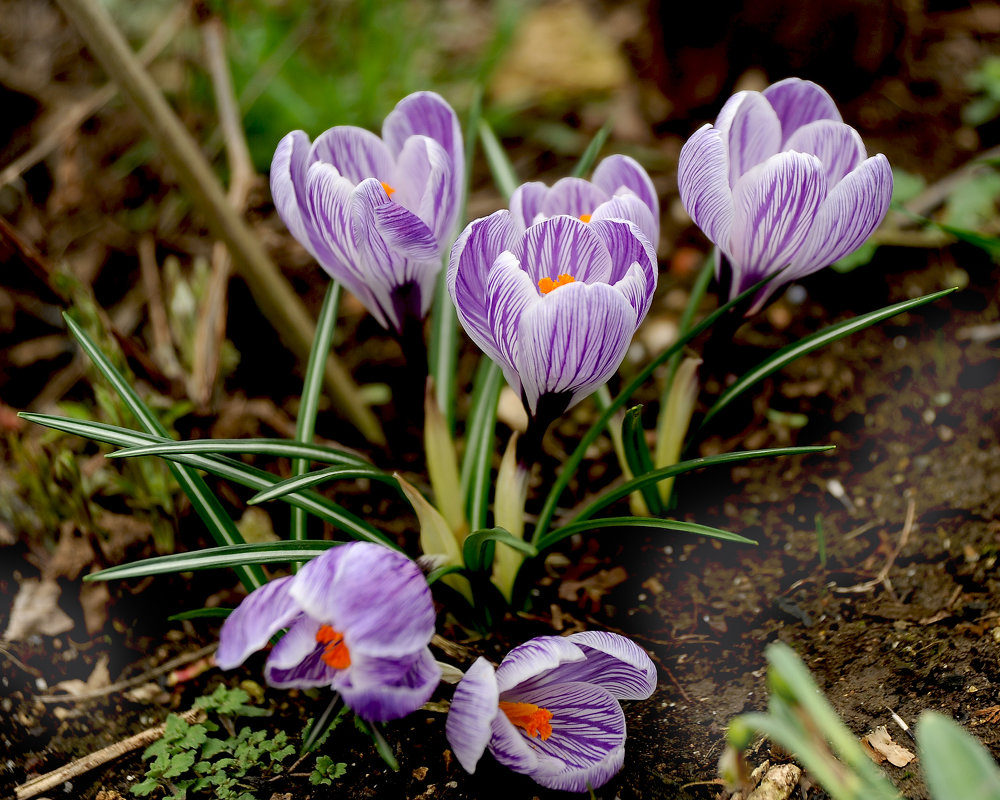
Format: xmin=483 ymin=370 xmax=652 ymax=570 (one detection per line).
xmin=510 ymin=155 xmax=660 ymax=247
xmin=216 ymin=541 xmax=439 ymax=722
xmin=447 ymin=211 xmax=657 ymax=428
xmin=270 ymin=91 xmax=463 ymax=333
xmin=678 ymin=77 xmax=892 ymax=312
xmin=445 ymin=631 xmax=657 ymax=792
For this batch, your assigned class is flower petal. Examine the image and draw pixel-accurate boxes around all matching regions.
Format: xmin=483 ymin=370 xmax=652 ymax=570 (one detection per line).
xmin=270 ymin=131 xmax=314 ymax=254
xmin=515 ymin=681 xmax=627 ymax=792
xmin=495 ymin=635 xmax=586 ymax=695
xmin=592 ymin=154 xmax=659 ymax=222
xmin=762 ymin=77 xmax=842 ymax=144
xmin=591 ymin=193 xmax=660 ymax=253
xmin=337 ymin=647 xmax=441 ymax=722
xmin=787 ymin=153 xmax=892 ymax=281
xmin=382 ymin=91 xmax=463 ymax=184
xmin=509 ymin=182 xmax=548 ymax=233
xmin=309 ymin=126 xmax=393 ymax=186
xmin=677 ymin=124 xmax=734 ymax=247
xmin=518 ymin=631 xmax=658 ymax=701
xmin=486 ymin=250 xmax=539 ymax=392
xmin=392 ymin=134 xmax=457 ymax=243
xmin=216 ymin=576 xmax=300 ymax=669
xmin=716 ymin=91 xmax=782 ymax=186
xmin=290 ymin=542 xmax=435 ymax=659
xmin=448 ymin=211 xmax=520 ymax=369
xmin=264 ymin=616 xmax=339 ymax=689
xmin=488 ymin=706 xmax=541 ymax=775
xmin=446 ymin=657 xmax=501 ymax=773
xmin=540 ymin=177 xmax=609 ymax=220
xmin=728 ymin=151 xmax=827 ymax=296
xmin=785 ymin=119 xmax=866 ymax=187
xmin=587 ymin=218 xmax=657 ymax=303
xmin=515 ymin=281 xmax=637 ymax=414
xmin=512 ymin=215 xmax=612 ymax=287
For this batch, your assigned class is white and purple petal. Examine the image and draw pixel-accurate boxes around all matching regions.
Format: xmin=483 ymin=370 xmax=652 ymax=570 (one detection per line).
xmin=486 ymin=251 xmax=539 ymax=392
xmin=290 ymin=542 xmax=435 ymax=659
xmin=446 ymin=657 xmax=501 ymax=773
xmin=337 ymin=648 xmax=441 ymax=722
xmin=382 ymin=91 xmax=463 ymax=185
xmin=309 ymin=126 xmax=394 ymax=187
xmin=264 ymin=616 xmax=339 ymax=689
xmin=391 ymin=134 xmax=456 ymax=243
xmin=587 ymin=218 xmax=657 ymax=302
xmin=592 ymin=154 xmax=659 ymax=222
xmin=591 ymin=193 xmax=660 ymax=253
xmin=509 ymin=182 xmax=549 ymax=234
xmin=677 ymin=124 xmax=734 ymax=248
xmin=762 ymin=77 xmax=842 ymax=144
xmin=785 ymin=119 xmax=866 ymax=188
xmin=540 ymin=177 xmax=608 ymax=220
xmin=270 ymin=131 xmax=315 ymax=255
xmin=716 ymin=91 xmax=782 ymax=186
xmin=494 ymin=635 xmax=586 ymax=695
xmin=216 ymin=576 xmax=300 ymax=670
xmin=512 ymin=215 xmax=612 ymax=287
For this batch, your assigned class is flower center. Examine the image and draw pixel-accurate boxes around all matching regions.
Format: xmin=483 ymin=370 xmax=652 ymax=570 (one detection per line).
xmin=315 ymin=625 xmax=351 ymax=669
xmin=381 ymin=182 xmax=396 ymax=199
xmin=579 ymin=214 xmax=592 ymax=223
xmin=499 ymin=700 xmax=553 ymax=740
xmin=538 ymin=274 xmax=576 ymax=295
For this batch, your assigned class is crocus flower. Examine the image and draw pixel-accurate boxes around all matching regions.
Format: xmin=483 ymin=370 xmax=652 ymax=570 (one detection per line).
xmin=216 ymin=541 xmax=439 ymax=722
xmin=445 ymin=631 xmax=657 ymax=792
xmin=447 ymin=211 xmax=657 ymax=425
xmin=678 ymin=77 xmax=892 ymax=312
xmin=510 ymin=155 xmax=660 ymax=247
xmin=270 ymin=92 xmax=463 ymax=333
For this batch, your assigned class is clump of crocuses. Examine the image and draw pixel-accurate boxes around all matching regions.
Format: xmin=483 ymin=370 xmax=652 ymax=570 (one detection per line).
xmin=447 ymin=209 xmax=657 ymax=429
xmin=216 ymin=542 xmax=439 ymax=722
xmin=270 ymin=91 xmax=463 ymax=333
xmin=445 ymin=631 xmax=657 ymax=792
xmin=678 ymin=77 xmax=892 ymax=312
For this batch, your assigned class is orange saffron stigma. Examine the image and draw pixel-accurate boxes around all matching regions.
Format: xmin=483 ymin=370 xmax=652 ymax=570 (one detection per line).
xmin=499 ymin=701 xmax=553 ymax=740
xmin=538 ymin=274 xmax=576 ymax=294
xmin=315 ymin=625 xmax=351 ymax=669
xmin=381 ymin=182 xmax=396 ymax=198
xmin=579 ymin=214 xmax=592 ymax=223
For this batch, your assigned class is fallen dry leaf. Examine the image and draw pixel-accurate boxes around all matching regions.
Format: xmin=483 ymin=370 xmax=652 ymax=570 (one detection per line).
xmin=862 ymin=725 xmax=916 ymax=767
xmin=559 ymin=566 xmax=628 ymax=612
xmin=51 ymin=653 xmax=111 ymax=697
xmin=746 ymin=763 xmax=802 ymax=800
xmin=3 ymin=576 xmax=74 ymax=640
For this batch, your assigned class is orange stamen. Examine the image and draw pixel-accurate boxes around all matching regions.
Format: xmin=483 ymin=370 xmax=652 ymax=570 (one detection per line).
xmin=499 ymin=700 xmax=553 ymax=740
xmin=315 ymin=625 xmax=351 ymax=669
xmin=381 ymin=182 xmax=396 ymax=198
xmin=538 ymin=274 xmax=576 ymax=295
xmin=579 ymin=214 xmax=592 ymax=223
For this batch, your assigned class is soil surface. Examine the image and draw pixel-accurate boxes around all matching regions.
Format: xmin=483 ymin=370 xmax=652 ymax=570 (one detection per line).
xmin=2 ymin=2 xmax=1000 ymax=800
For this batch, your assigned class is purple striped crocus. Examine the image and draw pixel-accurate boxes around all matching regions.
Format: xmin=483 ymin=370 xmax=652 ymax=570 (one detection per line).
xmin=447 ymin=210 xmax=657 ymax=425
xmin=445 ymin=631 xmax=657 ymax=792
xmin=216 ymin=542 xmax=439 ymax=722
xmin=270 ymin=92 xmax=463 ymax=333
xmin=510 ymin=155 xmax=660 ymax=247
xmin=678 ymin=77 xmax=892 ymax=312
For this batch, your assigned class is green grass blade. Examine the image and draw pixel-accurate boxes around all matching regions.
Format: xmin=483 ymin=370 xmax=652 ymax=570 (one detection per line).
xmin=479 ymin=118 xmax=518 ymax=200
xmin=168 ymin=608 xmax=232 ymax=621
xmin=107 ymin=438 xmax=370 ymax=466
xmin=569 ymin=118 xmax=613 ymax=178
xmin=21 ymin=414 xmax=397 ymax=548
xmin=459 ymin=358 xmax=504 ymax=530
xmin=538 ymin=517 xmax=755 ymax=551
xmin=661 ymin=250 xmax=714 ymax=402
xmin=462 ymin=527 xmax=538 ymax=573
xmin=86 ymin=541 xmax=339 ymax=581
xmin=61 ymin=313 xmax=265 ymax=590
xmin=918 ymin=712 xmax=1000 ymax=800
xmin=621 ymin=405 xmax=663 ymax=515
xmin=567 ymin=446 xmax=832 ymax=525
xmin=529 ymin=271 xmax=790 ymax=546
xmin=700 ymin=288 xmax=958 ymax=429
xmin=249 ymin=465 xmax=398 ymax=505
xmin=292 ymin=280 xmax=342 ymax=543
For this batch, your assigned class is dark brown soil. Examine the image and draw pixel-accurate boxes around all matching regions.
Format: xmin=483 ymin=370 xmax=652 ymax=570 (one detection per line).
xmin=3 ymin=2 xmax=1000 ymax=799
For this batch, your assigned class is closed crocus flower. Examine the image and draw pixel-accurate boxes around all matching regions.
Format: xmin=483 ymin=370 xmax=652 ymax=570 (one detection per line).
xmin=270 ymin=92 xmax=463 ymax=333
xmin=678 ymin=77 xmax=892 ymax=312
xmin=216 ymin=542 xmax=440 ymax=722
xmin=445 ymin=632 xmax=657 ymax=792
xmin=447 ymin=210 xmax=657 ymax=427
xmin=510 ymin=155 xmax=660 ymax=247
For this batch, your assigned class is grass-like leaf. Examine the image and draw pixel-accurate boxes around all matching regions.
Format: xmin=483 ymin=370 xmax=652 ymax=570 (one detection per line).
xmin=569 ymin=118 xmax=613 ymax=178
xmin=479 ymin=118 xmax=518 ymax=201
xmin=106 ymin=438 xmax=370 ymax=466
xmin=567 ymin=446 xmax=833 ymax=526
xmin=700 ymin=288 xmax=958 ymax=429
xmin=86 ymin=541 xmax=339 ymax=581
xmin=531 ymin=272 xmax=784 ymax=545
xmin=918 ymin=711 xmax=1000 ymax=800
xmin=621 ymin=405 xmax=663 ymax=515
xmin=20 ymin=413 xmax=397 ymax=548
xmin=248 ymin=465 xmax=398 ymax=505
xmin=462 ymin=527 xmax=538 ymax=573
xmin=292 ymin=280 xmax=342 ymax=543
xmin=460 ymin=359 xmax=504 ymax=531
xmin=537 ymin=517 xmax=755 ymax=552
xmin=59 ymin=313 xmax=266 ymax=590
xmin=168 ymin=608 xmax=233 ymax=621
